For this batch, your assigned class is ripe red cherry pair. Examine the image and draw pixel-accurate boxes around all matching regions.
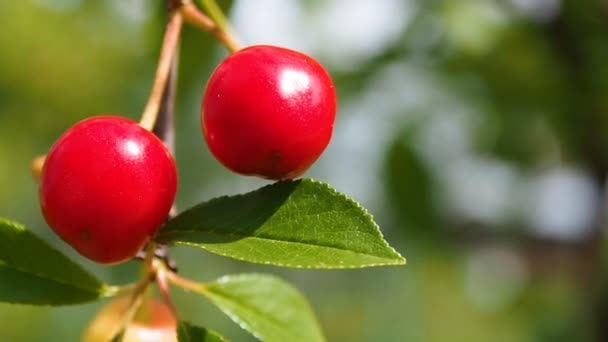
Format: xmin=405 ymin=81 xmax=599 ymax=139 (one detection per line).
xmin=39 ymin=45 xmax=337 ymax=264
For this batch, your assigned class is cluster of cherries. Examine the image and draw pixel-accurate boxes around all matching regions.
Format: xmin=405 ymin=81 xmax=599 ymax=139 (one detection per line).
xmin=39 ymin=45 xmax=337 ymax=264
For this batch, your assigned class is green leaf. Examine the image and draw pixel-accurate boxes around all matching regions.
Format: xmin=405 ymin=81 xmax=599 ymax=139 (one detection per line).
xmin=200 ymin=273 xmax=324 ymax=342
xmin=156 ymin=179 xmax=405 ymax=268
xmin=0 ymin=218 xmax=109 ymax=305
xmin=177 ymin=321 xmax=229 ymax=342
xmin=385 ymin=128 xmax=440 ymax=237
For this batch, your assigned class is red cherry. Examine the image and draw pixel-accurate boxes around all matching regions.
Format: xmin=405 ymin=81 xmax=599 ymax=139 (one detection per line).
xmin=39 ymin=116 xmax=177 ymax=264
xmin=83 ymin=297 xmax=177 ymax=342
xmin=122 ymin=299 xmax=178 ymax=342
xmin=202 ymin=45 xmax=337 ymax=180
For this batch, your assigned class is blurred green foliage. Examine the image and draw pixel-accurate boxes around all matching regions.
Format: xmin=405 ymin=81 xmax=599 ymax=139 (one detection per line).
xmin=2 ymin=0 xmax=608 ymax=341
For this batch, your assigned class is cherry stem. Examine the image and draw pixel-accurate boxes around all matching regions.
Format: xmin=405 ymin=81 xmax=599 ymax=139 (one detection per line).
xmin=180 ymin=1 xmax=240 ymax=53
xmin=201 ymin=0 xmax=232 ymax=37
xmin=114 ymin=270 xmax=154 ymax=341
xmin=107 ymin=283 xmax=138 ymax=298
xmin=143 ymin=241 xmax=158 ymax=268
xmin=152 ymin=49 xmax=178 ymax=153
xmin=31 ymin=155 xmax=45 ymax=181
xmin=135 ymin=0 xmax=180 ymax=277
xmin=155 ymin=262 xmax=180 ymax=319
xmin=139 ymin=9 xmax=184 ymax=131
xmin=166 ymin=271 xmax=207 ymax=295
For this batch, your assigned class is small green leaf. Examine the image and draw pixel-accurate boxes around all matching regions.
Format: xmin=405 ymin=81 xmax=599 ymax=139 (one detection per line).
xmin=200 ymin=273 xmax=324 ymax=342
xmin=177 ymin=321 xmax=229 ymax=342
xmin=157 ymin=179 xmax=405 ymax=268
xmin=0 ymin=218 xmax=109 ymax=305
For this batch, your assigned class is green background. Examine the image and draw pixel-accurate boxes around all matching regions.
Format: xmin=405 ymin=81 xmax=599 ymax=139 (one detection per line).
xmin=2 ymin=0 xmax=608 ymax=341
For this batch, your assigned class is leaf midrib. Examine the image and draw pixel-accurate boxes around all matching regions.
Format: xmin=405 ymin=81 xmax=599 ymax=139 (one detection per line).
xmin=160 ymin=207 xmax=395 ymax=258
xmin=163 ymin=229 xmax=399 ymax=261
xmin=206 ymin=288 xmax=301 ymax=341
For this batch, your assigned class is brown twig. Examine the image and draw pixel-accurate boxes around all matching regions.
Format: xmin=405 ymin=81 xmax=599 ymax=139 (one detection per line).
xmin=152 ymin=45 xmax=179 ymax=153
xmin=139 ymin=8 xmax=184 ymax=131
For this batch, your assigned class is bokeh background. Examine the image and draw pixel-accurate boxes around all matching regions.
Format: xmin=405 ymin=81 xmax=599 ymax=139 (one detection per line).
xmin=2 ymin=0 xmax=608 ymax=341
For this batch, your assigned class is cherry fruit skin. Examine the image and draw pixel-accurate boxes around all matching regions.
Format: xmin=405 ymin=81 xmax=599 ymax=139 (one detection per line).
xmin=83 ymin=297 xmax=177 ymax=342
xmin=39 ymin=116 xmax=177 ymax=264
xmin=202 ymin=45 xmax=337 ymax=180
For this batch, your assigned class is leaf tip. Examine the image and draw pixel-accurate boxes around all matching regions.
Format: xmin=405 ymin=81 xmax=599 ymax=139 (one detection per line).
xmin=388 ymin=249 xmax=407 ymax=266
xmin=396 ymin=255 xmax=407 ymax=266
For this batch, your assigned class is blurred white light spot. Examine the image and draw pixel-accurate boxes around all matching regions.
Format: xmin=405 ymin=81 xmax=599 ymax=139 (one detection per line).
xmin=231 ymin=0 xmax=311 ymax=51
xmin=312 ymin=61 xmax=444 ymax=213
xmin=465 ymin=246 xmax=528 ymax=312
xmin=442 ymin=157 xmax=519 ymax=225
xmin=510 ymin=0 xmax=561 ymax=22
xmin=109 ymin=0 xmax=152 ymax=24
xmin=313 ymin=0 xmax=413 ymax=70
xmin=315 ymin=98 xmax=386 ymax=207
xmin=129 ymin=328 xmax=173 ymax=341
xmin=416 ymin=110 xmax=475 ymax=168
xmin=232 ymin=0 xmax=413 ymax=70
xmin=369 ymin=62 xmax=438 ymax=116
xmin=280 ymin=70 xmax=310 ymax=97
xmin=527 ymin=167 xmax=598 ymax=241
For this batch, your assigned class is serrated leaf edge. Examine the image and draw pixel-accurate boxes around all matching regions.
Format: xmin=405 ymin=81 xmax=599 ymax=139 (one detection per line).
xmin=203 ymin=273 xmax=324 ymax=342
xmin=302 ymin=178 xmax=405 ymax=259
xmin=159 ymin=178 xmax=406 ymax=268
